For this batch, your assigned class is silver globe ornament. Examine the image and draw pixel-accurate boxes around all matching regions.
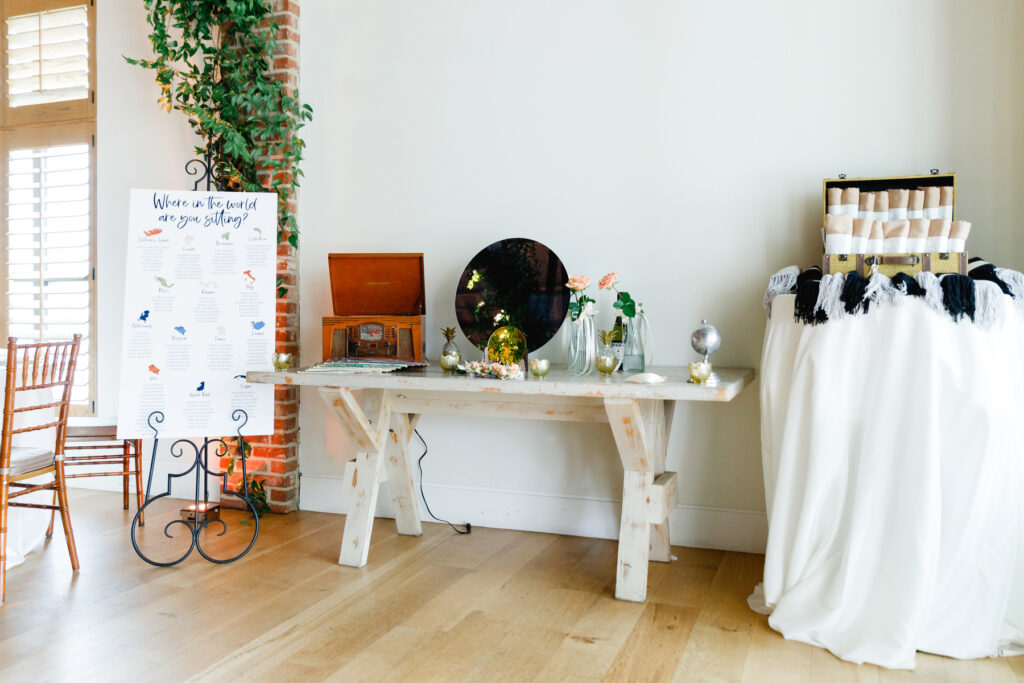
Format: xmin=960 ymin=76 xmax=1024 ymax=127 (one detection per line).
xmin=690 ymin=319 xmax=721 ymax=363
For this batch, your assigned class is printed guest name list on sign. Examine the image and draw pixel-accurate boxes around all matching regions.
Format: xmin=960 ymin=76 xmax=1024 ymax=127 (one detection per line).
xmin=116 ymin=189 xmax=276 ymax=440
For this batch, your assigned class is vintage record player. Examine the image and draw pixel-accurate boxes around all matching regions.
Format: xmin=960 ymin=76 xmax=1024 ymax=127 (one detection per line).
xmin=322 ymin=253 xmax=425 ymax=362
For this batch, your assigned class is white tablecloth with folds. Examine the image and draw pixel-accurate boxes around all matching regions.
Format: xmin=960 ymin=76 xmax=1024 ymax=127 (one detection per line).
xmin=752 ymin=293 xmax=1024 ymax=669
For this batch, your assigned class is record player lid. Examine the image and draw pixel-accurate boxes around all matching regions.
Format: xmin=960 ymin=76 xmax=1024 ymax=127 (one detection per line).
xmin=327 ymin=253 xmax=425 ymax=316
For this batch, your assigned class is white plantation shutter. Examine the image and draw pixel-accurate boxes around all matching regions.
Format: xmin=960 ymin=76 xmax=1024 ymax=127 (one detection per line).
xmin=5 ymin=4 xmax=89 ymax=108
xmin=5 ymin=139 xmax=93 ymax=407
xmin=2 ymin=1 xmax=96 ymax=414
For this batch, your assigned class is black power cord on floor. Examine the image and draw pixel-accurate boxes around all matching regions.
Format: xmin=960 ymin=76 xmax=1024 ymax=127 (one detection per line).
xmin=415 ymin=429 xmax=471 ymax=535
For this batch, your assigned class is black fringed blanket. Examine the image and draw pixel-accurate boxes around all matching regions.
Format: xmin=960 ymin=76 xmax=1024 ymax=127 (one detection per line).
xmin=764 ymin=257 xmax=1024 ymax=327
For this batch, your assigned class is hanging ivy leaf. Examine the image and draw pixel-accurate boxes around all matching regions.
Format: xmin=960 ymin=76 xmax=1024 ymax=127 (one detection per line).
xmin=126 ymin=0 xmax=312 ymax=251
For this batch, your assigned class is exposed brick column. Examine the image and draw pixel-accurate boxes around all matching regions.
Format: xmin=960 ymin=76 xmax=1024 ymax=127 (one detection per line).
xmin=239 ymin=0 xmax=301 ymax=512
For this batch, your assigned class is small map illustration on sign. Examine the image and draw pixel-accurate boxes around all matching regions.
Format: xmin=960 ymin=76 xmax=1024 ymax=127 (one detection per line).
xmin=174 ymin=326 xmax=186 ymax=336
xmin=251 ymin=321 xmax=265 ymax=331
xmin=148 ymin=364 xmax=160 ymax=375
xmin=243 ymin=270 xmax=255 ymax=282
xmin=156 ymin=276 xmax=174 ymax=288
xmin=139 ymin=310 xmax=150 ymax=322
xmin=144 ymin=228 xmax=162 ymax=237
xmin=196 ymin=381 xmax=205 ymax=391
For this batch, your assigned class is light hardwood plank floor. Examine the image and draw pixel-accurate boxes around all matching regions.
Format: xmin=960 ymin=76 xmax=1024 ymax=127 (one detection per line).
xmin=0 ymin=490 xmax=1020 ymax=682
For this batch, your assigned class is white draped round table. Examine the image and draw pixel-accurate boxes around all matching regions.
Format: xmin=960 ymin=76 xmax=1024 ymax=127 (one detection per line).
xmin=753 ymin=293 xmax=1024 ymax=669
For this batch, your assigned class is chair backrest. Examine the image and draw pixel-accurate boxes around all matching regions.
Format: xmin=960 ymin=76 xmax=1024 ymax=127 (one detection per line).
xmin=1 ymin=335 xmax=81 ymax=468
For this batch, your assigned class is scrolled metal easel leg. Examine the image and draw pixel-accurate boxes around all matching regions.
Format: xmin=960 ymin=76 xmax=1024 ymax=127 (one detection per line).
xmin=130 ymin=410 xmax=259 ymax=566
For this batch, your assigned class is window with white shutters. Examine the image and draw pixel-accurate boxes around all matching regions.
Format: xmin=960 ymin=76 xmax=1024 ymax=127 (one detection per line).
xmin=2 ymin=1 xmax=95 ymax=414
xmin=6 ymin=140 xmax=92 ymax=406
xmin=5 ymin=5 xmax=89 ymax=109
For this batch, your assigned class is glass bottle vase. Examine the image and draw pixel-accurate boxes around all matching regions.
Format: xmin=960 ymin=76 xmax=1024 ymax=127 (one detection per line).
xmin=566 ymin=315 xmax=596 ymax=375
xmin=622 ymin=317 xmax=645 ymax=372
xmin=637 ymin=311 xmax=652 ymax=367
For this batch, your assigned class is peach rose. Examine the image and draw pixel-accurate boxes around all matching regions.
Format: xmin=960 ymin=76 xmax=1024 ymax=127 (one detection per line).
xmin=598 ymin=272 xmax=618 ymax=290
xmin=566 ymin=274 xmax=591 ymax=291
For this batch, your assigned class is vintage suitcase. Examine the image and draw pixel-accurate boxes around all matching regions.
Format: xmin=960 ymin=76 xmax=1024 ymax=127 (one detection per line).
xmin=821 ymin=172 xmax=966 ymax=277
xmin=322 ymin=253 xmax=425 ymax=361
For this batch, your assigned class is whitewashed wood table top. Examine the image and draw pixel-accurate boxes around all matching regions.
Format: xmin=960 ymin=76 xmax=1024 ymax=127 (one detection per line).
xmin=248 ymin=365 xmax=755 ymax=402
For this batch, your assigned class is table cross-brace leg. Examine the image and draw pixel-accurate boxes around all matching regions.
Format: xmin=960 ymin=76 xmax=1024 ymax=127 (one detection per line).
xmin=383 ymin=412 xmax=422 ymax=537
xmin=319 ymin=387 xmax=393 ymax=567
xmin=605 ymin=398 xmax=678 ymax=602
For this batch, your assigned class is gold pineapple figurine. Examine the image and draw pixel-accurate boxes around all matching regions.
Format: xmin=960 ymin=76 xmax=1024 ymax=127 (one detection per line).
xmin=439 ymin=326 xmax=461 ymax=371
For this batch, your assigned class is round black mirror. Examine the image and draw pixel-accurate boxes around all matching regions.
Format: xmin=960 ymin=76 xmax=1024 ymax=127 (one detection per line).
xmin=455 ymin=238 xmax=570 ymax=353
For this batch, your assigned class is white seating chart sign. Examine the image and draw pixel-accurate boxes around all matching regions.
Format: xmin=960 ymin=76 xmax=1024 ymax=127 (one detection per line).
xmin=116 ymin=189 xmax=277 ymax=439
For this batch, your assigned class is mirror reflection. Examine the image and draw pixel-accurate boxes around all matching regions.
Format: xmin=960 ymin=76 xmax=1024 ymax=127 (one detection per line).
xmin=455 ymin=238 xmax=570 ymax=353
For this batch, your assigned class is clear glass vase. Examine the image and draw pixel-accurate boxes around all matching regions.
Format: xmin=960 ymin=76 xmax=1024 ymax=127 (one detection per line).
xmin=637 ymin=311 xmax=652 ymax=367
xmin=566 ymin=315 xmax=595 ymax=375
xmin=622 ymin=317 xmax=645 ymax=372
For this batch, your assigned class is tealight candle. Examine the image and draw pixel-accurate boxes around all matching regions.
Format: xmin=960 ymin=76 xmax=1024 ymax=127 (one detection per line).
xmin=689 ymin=360 xmax=712 ymax=384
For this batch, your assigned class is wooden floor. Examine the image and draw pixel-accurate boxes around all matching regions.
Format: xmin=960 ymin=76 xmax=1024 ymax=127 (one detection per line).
xmin=0 ymin=491 xmax=1021 ymax=682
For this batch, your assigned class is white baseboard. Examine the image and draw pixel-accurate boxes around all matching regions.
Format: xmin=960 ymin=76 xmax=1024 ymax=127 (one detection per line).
xmin=299 ymin=473 xmax=767 ymax=554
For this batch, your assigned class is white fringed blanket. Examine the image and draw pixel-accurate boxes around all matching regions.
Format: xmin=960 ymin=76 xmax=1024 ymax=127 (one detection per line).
xmin=764 ymin=259 xmax=1024 ymax=329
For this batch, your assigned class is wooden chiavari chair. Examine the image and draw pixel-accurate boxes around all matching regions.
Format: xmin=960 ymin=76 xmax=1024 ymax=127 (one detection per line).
xmin=0 ymin=335 xmax=81 ymax=604
xmin=45 ymin=421 xmax=144 ymax=535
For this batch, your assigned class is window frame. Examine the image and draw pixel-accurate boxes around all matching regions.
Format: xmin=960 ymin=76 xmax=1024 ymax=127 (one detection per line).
xmin=2 ymin=0 xmax=96 ymax=415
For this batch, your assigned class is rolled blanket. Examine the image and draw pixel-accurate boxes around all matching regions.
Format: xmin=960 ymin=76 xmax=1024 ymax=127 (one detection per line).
xmin=891 ymin=272 xmax=925 ymax=297
xmin=764 ymin=265 xmax=800 ymax=316
xmin=939 ymin=273 xmax=976 ymax=322
xmin=967 ymin=257 xmax=1011 ymax=296
xmin=996 ymin=268 xmax=1024 ymax=301
xmin=915 ymin=271 xmax=945 ymax=315
xmin=795 ymin=267 xmax=825 ymax=325
xmin=996 ymin=268 xmax=1024 ymax=319
xmin=973 ymin=280 xmax=1003 ymax=329
xmin=814 ymin=272 xmax=847 ymax=321
xmin=863 ymin=272 xmax=900 ymax=308
xmin=841 ymin=270 xmax=871 ymax=314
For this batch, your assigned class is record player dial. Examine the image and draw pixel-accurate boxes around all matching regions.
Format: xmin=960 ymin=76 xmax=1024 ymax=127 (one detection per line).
xmin=359 ymin=323 xmax=384 ymax=342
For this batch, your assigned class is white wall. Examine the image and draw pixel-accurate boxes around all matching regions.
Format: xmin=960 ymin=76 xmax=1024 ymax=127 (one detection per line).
xmin=296 ymin=0 xmax=1024 ymax=551
xmin=86 ymin=2 xmax=1024 ymax=548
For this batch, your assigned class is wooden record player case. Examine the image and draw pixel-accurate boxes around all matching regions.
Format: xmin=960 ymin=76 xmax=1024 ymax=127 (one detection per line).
xmin=322 ymin=253 xmax=425 ymax=361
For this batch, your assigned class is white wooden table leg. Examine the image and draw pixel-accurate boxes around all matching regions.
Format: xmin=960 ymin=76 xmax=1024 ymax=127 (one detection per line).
xmin=340 ymin=450 xmax=384 ymax=566
xmin=606 ymin=398 xmax=678 ymax=601
xmin=606 ymin=398 xmax=655 ymax=602
xmin=647 ymin=400 xmax=672 ymax=563
xmin=383 ymin=413 xmax=422 ymax=536
xmin=319 ymin=387 xmax=393 ymax=567
xmin=617 ymin=469 xmax=655 ymax=601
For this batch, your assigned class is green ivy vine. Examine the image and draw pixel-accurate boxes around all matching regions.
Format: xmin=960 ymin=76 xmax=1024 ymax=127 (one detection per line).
xmin=125 ymin=0 xmax=312 ymax=251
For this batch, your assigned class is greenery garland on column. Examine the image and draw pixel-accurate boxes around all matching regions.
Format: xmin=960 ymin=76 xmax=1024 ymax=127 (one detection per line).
xmin=126 ymin=0 xmax=312 ymax=252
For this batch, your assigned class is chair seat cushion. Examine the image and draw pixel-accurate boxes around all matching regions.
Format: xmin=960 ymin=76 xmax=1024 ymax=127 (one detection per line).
xmin=9 ymin=447 xmax=55 ymax=475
